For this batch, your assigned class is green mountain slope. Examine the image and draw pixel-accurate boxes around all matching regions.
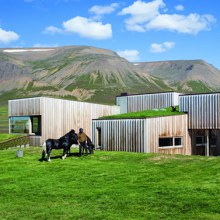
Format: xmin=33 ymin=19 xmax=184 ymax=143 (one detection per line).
xmin=0 ymin=46 xmax=170 ymax=104
xmin=137 ymin=60 xmax=220 ymax=93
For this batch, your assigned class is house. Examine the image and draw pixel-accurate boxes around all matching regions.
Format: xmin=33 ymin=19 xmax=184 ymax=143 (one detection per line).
xmin=92 ymin=109 xmax=191 ymax=155
xmin=8 ymin=97 xmax=120 ymax=146
xmin=8 ymin=91 xmax=220 ymax=156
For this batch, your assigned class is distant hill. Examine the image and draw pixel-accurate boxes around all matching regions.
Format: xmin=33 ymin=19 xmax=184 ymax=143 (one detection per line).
xmin=0 ymin=46 xmax=169 ymax=104
xmin=0 ymin=46 xmax=220 ymax=105
xmin=136 ymin=60 xmax=220 ymax=93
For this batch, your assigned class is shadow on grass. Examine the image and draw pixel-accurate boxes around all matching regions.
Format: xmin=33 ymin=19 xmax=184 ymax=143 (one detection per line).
xmin=38 ymin=152 xmax=81 ymax=162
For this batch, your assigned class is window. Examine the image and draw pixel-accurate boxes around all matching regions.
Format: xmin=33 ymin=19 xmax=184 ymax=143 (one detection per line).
xmin=159 ymin=137 xmax=182 ymax=148
xmin=159 ymin=138 xmax=173 ymax=147
xmin=175 ymin=137 xmax=182 ymax=146
xmin=10 ymin=115 xmax=42 ymax=135
xmin=211 ymin=136 xmax=217 ymax=147
xmin=97 ymin=127 xmax=102 ymax=146
xmin=195 ymin=136 xmax=206 ymax=146
xmin=10 ymin=116 xmax=30 ymax=134
xmin=31 ymin=116 xmax=41 ymax=135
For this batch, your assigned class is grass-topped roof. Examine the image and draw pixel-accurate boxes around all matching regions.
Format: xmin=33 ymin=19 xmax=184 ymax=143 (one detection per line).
xmin=99 ymin=106 xmax=185 ymax=119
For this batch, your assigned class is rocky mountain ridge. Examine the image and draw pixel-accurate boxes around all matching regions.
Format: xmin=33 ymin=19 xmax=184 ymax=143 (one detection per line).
xmin=0 ymin=46 xmax=219 ymax=104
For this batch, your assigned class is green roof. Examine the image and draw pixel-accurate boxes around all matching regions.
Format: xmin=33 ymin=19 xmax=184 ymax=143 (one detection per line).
xmin=100 ymin=106 xmax=184 ymax=119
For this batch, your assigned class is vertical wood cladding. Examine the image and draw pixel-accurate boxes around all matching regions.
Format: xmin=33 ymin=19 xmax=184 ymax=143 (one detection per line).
xmin=92 ymin=119 xmax=146 ymax=152
xmin=116 ymin=92 xmax=181 ymax=113
xmin=180 ymin=94 xmax=220 ymax=129
xmin=9 ymin=97 xmax=120 ymax=145
xmin=92 ymin=115 xmax=191 ymax=155
xmin=145 ymin=115 xmax=191 ymax=155
xmin=9 ymin=97 xmax=41 ymax=116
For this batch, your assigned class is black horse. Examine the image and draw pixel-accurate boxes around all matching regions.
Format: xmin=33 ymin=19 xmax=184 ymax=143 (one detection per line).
xmin=41 ymin=129 xmax=78 ymax=161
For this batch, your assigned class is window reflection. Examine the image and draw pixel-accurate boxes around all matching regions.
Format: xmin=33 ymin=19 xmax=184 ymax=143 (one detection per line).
xmin=10 ymin=117 xmax=30 ymax=134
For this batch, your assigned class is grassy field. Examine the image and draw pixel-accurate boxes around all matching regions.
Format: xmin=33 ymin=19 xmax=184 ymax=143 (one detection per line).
xmin=0 ymin=133 xmax=24 ymax=142
xmin=1 ymin=147 xmax=220 ymax=219
xmin=0 ymin=104 xmax=8 ymax=133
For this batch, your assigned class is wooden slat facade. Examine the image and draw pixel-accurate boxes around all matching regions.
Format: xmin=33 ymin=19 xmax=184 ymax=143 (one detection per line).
xmin=116 ymin=92 xmax=181 ymax=113
xmin=9 ymin=97 xmax=120 ymax=146
xmin=179 ymin=94 xmax=220 ymax=129
xmin=145 ymin=115 xmax=191 ymax=155
xmin=92 ymin=119 xmax=146 ymax=152
xmin=92 ymin=115 xmax=191 ymax=155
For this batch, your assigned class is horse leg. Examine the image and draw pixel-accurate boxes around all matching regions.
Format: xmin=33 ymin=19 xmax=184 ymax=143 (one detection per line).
xmin=68 ymin=145 xmax=71 ymax=155
xmin=46 ymin=142 xmax=52 ymax=162
xmin=47 ymin=148 xmax=51 ymax=162
xmin=41 ymin=150 xmax=46 ymax=160
xmin=62 ymin=143 xmax=68 ymax=160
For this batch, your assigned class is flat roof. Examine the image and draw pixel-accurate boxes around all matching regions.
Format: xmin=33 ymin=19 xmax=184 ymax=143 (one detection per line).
xmin=8 ymin=96 xmax=118 ymax=107
xmin=116 ymin=91 xmax=181 ymax=98
xmin=180 ymin=92 xmax=220 ymax=96
xmin=97 ymin=107 xmax=185 ymax=120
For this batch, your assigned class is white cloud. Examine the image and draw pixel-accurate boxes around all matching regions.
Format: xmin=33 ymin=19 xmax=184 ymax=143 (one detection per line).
xmin=89 ymin=3 xmax=119 ymax=15
xmin=147 ymin=13 xmax=216 ymax=34
xmin=119 ymin=0 xmax=165 ymax=32
xmin=150 ymin=41 xmax=175 ymax=53
xmin=117 ymin=49 xmax=140 ymax=61
xmin=63 ymin=16 xmax=112 ymax=40
xmin=119 ymin=0 xmax=216 ymax=34
xmin=175 ymin=5 xmax=184 ymax=11
xmin=44 ymin=26 xmax=63 ymax=34
xmin=0 ymin=28 xmax=19 ymax=44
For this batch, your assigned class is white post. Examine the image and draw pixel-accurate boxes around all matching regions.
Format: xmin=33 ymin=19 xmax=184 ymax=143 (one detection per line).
xmin=29 ymin=117 xmax=32 ymax=135
xmin=206 ymin=130 xmax=210 ymax=157
xmin=9 ymin=118 xmax=11 ymax=134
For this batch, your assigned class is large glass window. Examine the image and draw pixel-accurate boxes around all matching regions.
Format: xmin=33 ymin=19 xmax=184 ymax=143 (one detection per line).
xmin=10 ymin=116 xmax=41 ymax=135
xmin=10 ymin=116 xmax=30 ymax=134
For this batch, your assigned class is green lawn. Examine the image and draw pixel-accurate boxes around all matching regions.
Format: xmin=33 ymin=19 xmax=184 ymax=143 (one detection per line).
xmin=1 ymin=147 xmax=220 ymax=219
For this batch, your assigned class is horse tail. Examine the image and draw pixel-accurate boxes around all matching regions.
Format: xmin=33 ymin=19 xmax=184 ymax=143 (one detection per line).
xmin=41 ymin=142 xmax=46 ymax=160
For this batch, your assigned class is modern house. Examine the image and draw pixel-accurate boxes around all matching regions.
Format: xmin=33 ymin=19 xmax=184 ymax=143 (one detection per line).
xmin=8 ymin=97 xmax=120 ymax=146
xmin=92 ymin=114 xmax=191 ymax=155
xmin=8 ymin=92 xmax=220 ymax=156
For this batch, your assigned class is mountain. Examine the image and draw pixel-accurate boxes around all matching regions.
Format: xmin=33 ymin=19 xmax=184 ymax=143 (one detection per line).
xmin=0 ymin=46 xmax=220 ymax=106
xmin=0 ymin=46 xmax=169 ymax=104
xmin=136 ymin=60 xmax=220 ymax=93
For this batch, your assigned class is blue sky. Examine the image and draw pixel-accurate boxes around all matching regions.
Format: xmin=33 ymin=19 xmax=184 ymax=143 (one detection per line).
xmin=0 ymin=0 xmax=219 ymax=68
